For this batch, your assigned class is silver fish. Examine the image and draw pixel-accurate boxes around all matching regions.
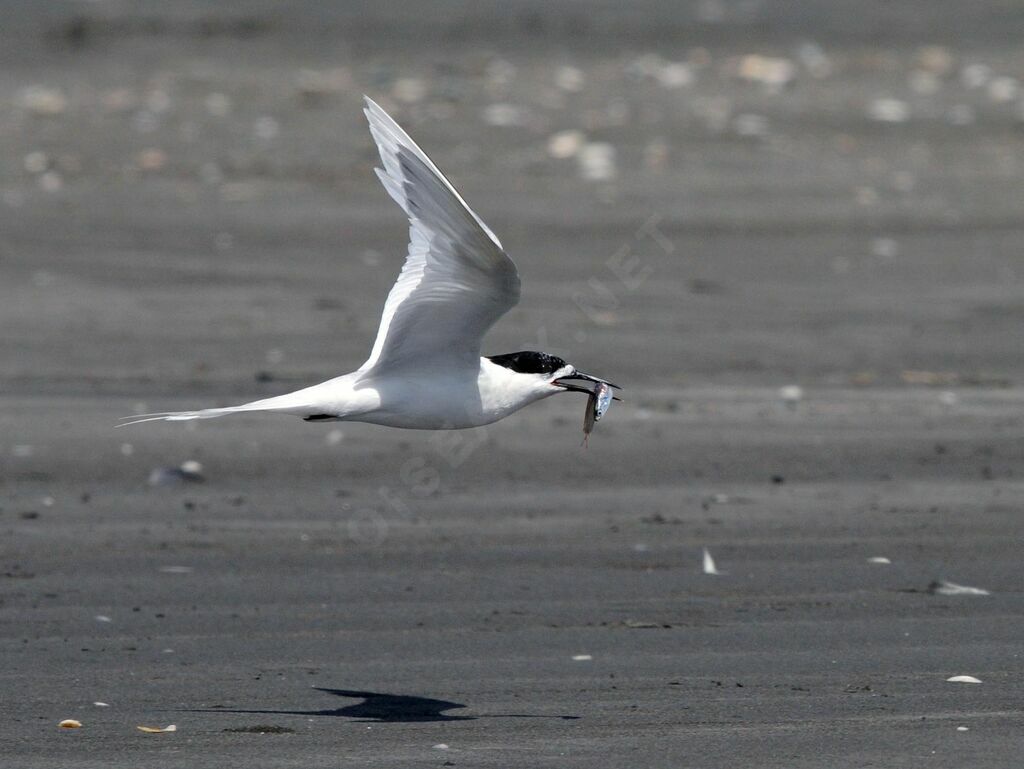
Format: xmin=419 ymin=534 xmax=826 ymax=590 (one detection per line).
xmin=583 ymin=382 xmax=614 ymax=440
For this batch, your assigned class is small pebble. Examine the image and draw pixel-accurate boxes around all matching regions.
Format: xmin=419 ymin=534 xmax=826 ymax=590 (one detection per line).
xmin=481 ymin=103 xmax=527 ymax=127
xmin=547 ymin=130 xmax=586 ymax=159
xmin=392 ymin=78 xmax=427 ymax=104
xmin=577 ymin=142 xmax=617 ymax=181
xmin=204 ymin=92 xmax=231 ymax=117
xmin=987 ymin=76 xmax=1018 ymax=104
xmin=960 ymin=63 xmax=991 ymax=89
xmin=253 ymin=116 xmax=280 ymax=141
xmin=554 ymin=65 xmax=586 ymax=92
xmin=779 ymin=385 xmax=804 ymax=404
xmin=23 ymin=151 xmax=49 ymax=174
xmin=868 ymin=98 xmax=910 ymax=123
xmin=871 ymin=237 xmax=899 ymax=258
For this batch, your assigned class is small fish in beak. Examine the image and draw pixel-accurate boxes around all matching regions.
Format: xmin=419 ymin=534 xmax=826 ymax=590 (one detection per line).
xmin=583 ymin=382 xmax=614 ymax=445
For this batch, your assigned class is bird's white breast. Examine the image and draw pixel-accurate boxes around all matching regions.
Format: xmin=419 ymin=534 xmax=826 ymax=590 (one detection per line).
xmin=354 ymin=358 xmax=554 ymax=430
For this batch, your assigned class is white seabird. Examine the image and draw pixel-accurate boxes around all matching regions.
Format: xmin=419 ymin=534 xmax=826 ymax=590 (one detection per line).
xmin=123 ymin=97 xmax=618 ymax=431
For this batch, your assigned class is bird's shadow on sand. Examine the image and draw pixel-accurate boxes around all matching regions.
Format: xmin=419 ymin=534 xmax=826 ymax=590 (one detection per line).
xmin=190 ymin=687 xmax=579 ymax=723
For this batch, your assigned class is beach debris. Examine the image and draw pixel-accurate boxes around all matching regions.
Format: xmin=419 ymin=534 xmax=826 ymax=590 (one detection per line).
xmin=961 ymin=63 xmax=991 ymax=89
xmin=929 ymin=580 xmax=990 ymax=596
xmin=871 ymin=237 xmax=899 ymax=259
xmin=432 ymin=743 xmax=450 ymax=750
xmin=136 ymin=148 xmax=167 ymax=172
xmin=577 ymin=142 xmax=617 ymax=181
xmin=481 ymin=103 xmax=528 ymax=127
xmin=223 ymin=724 xmax=295 ymax=734
xmin=655 ymin=62 xmax=694 ymax=89
xmin=916 ymin=46 xmax=954 ymax=76
xmin=145 ymin=88 xmax=171 ymax=114
xmin=702 ymin=547 xmax=724 ymax=575
xmin=253 ymin=116 xmax=280 ymax=141
xmin=946 ymin=104 xmax=976 ymax=126
xmin=547 ymin=129 xmax=586 ymax=159
xmin=93 ymin=702 xmax=110 ymax=708
xmin=901 ymin=370 xmax=958 ymax=386
xmin=736 ymin=55 xmax=795 ymax=90
xmin=58 ymin=719 xmax=82 ymax=729
xmin=158 ymin=565 xmax=194 ymax=574
xmin=19 ymin=85 xmax=68 ymax=116
xmin=484 ymin=58 xmax=516 ymax=88
xmin=571 ymin=654 xmax=592 ymax=661
xmin=779 ymin=384 xmax=804 ymax=407
xmin=392 ymin=77 xmax=427 ymax=104
xmin=39 ymin=171 xmax=63 ymax=192
xmin=957 ymin=726 xmax=969 ymax=732
xmin=868 ymin=98 xmax=910 ymax=123
xmin=643 ymin=137 xmax=670 ymax=172
xmin=626 ymin=54 xmax=694 ymax=88
xmin=555 ymin=65 xmax=586 ymax=92
xmin=733 ymin=113 xmax=768 ymax=138
xmin=946 ymin=675 xmax=982 ymax=684
xmin=987 ymin=76 xmax=1018 ymax=104
xmin=295 ymin=68 xmax=350 ymax=105
xmin=908 ymin=70 xmax=941 ymax=95
xmin=137 ymin=724 xmax=177 ymax=734
xmin=204 ymin=92 xmax=232 ymax=117
xmin=94 ymin=615 xmax=112 ymax=623
xmin=797 ymin=42 xmax=832 ymax=78
xmin=867 ymin=556 xmax=891 ymax=564
xmin=148 ymin=460 xmax=205 ymax=486
xmin=23 ymin=150 xmax=49 ymax=174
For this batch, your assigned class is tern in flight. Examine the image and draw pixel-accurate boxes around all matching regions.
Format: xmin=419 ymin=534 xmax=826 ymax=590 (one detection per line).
xmin=123 ymin=97 xmax=619 ymax=431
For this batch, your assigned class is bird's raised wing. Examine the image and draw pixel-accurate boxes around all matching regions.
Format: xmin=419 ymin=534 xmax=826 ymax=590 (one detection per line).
xmin=358 ymin=97 xmax=520 ymax=375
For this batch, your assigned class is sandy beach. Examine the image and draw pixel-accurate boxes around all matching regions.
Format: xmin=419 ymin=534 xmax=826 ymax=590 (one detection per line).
xmin=2 ymin=2 xmax=1023 ymax=766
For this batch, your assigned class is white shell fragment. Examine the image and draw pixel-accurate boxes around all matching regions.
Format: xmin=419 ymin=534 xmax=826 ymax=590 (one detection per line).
xmin=158 ymin=565 xmax=194 ymax=574
xmin=137 ymin=724 xmax=177 ymax=733
xmin=867 ymin=556 xmax=891 ymax=564
xmin=778 ymin=385 xmax=804 ymax=405
xmin=58 ymin=719 xmax=82 ymax=729
xmin=571 ymin=654 xmax=592 ymax=661
xmin=702 ymin=547 xmax=724 ymax=575
xmin=931 ymin=580 xmax=990 ymax=596
xmin=946 ymin=675 xmax=982 ymax=684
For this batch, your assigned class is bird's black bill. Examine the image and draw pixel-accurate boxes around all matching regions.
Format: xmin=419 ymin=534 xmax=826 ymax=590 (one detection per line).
xmin=553 ymin=371 xmax=622 ymax=394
